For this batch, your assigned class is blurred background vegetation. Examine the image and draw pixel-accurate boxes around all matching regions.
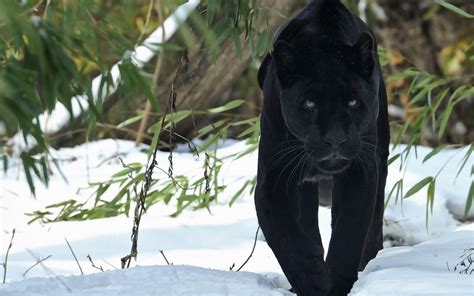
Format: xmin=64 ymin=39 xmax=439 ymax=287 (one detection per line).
xmin=0 ymin=0 xmax=472 ymax=222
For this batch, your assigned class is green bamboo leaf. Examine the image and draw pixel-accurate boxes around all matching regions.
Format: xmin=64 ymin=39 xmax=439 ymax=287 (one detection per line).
xmin=230 ymin=117 xmax=259 ymax=126
xmin=197 ymin=119 xmax=227 ymax=137
xmin=404 ymin=177 xmax=433 ymax=199
xmin=229 ymin=180 xmax=251 ymax=207
xmin=385 ymin=180 xmax=401 ymax=208
xmin=117 ymin=114 xmax=144 ymax=129
xmin=237 ymin=125 xmax=258 ymax=138
xmin=409 ymin=87 xmax=430 ymax=105
xmin=95 ymin=184 xmax=111 ymax=205
xmin=255 ymin=30 xmax=272 ymax=56
xmin=20 ymin=153 xmax=37 ymax=196
xmin=206 ymin=0 xmax=218 ymax=24
xmin=423 ymin=144 xmax=448 ymax=163
xmin=427 ymin=179 xmax=436 ymax=213
xmin=388 ymin=153 xmax=401 ymax=166
xmin=2 ymin=154 xmax=8 ymax=173
xmin=163 ymin=110 xmax=192 ymax=129
xmin=208 ymin=99 xmax=245 ymax=113
xmin=464 ymin=181 xmax=474 ymax=218
xmin=435 ymin=0 xmax=474 ymax=18
xmin=437 ymin=103 xmax=453 ymax=139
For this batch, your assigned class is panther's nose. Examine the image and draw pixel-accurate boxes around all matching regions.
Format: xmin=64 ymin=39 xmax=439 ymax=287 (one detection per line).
xmin=321 ymin=133 xmax=348 ymax=148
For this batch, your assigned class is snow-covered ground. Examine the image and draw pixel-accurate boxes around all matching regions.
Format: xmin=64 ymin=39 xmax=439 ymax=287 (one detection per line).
xmin=1 ymin=139 xmax=473 ymax=295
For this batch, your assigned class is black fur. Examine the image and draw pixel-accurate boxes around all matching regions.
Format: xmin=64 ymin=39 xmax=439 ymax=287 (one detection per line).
xmin=255 ymin=0 xmax=389 ymax=295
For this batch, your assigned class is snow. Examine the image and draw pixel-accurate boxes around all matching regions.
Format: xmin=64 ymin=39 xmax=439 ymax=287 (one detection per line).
xmin=352 ymin=226 xmax=474 ymax=295
xmin=383 ymin=145 xmax=472 ymax=246
xmin=1 ymin=265 xmax=292 ymax=296
xmin=1 ymin=139 xmax=473 ymax=295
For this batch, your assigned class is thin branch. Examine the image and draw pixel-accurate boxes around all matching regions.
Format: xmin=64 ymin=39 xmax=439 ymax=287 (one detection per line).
xmin=159 ymin=250 xmax=172 ymax=265
xmin=103 ymin=259 xmax=118 ymax=270
xmin=22 ymin=255 xmax=52 ymax=278
xmin=65 ymin=238 xmax=84 ymax=275
xmin=2 ymin=229 xmax=15 ymax=284
xmin=453 ymin=248 xmax=474 ymax=274
xmin=43 ymin=0 xmax=51 ymax=19
xmin=236 ymin=226 xmax=259 ymax=272
xmin=87 ymin=255 xmax=104 ymax=272
xmin=26 ymin=249 xmax=71 ymax=292
xmin=137 ymin=0 xmax=155 ymax=42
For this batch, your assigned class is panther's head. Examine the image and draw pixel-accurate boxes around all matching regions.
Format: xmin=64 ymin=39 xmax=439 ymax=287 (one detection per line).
xmin=273 ymin=32 xmax=378 ymax=174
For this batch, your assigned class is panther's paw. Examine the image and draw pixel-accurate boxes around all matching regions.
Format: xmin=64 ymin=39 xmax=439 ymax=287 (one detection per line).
xmin=291 ymin=280 xmax=331 ymax=296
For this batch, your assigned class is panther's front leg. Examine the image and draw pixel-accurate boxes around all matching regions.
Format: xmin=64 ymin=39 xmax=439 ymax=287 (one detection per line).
xmin=255 ymin=178 xmax=330 ymax=296
xmin=326 ymin=161 xmax=379 ymax=295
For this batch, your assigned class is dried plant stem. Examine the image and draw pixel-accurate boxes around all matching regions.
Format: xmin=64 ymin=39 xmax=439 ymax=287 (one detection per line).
xmin=87 ymin=255 xmax=104 ymax=272
xmin=236 ymin=227 xmax=260 ymax=272
xmin=159 ymin=250 xmax=171 ymax=265
xmin=27 ymin=249 xmax=71 ymax=292
xmin=2 ymin=229 xmax=15 ymax=284
xmin=103 ymin=259 xmax=118 ymax=270
xmin=23 ymin=255 xmax=52 ymax=278
xmin=65 ymin=238 xmax=84 ymax=275
xmin=122 ymin=54 xmax=187 ymax=269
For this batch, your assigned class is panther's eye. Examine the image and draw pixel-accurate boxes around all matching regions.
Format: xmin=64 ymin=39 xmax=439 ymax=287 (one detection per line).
xmin=303 ymin=100 xmax=316 ymax=110
xmin=348 ymin=99 xmax=359 ymax=108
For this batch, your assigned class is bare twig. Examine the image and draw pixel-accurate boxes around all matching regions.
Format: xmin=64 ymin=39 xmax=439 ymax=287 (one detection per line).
xmin=236 ymin=227 xmax=260 ymax=272
xmin=137 ymin=0 xmax=155 ymax=42
xmin=43 ymin=0 xmax=51 ymax=19
xmin=453 ymin=248 xmax=474 ymax=274
xmin=22 ymin=255 xmax=52 ymax=278
xmin=87 ymin=255 xmax=104 ymax=272
xmin=103 ymin=259 xmax=118 ymax=270
xmin=159 ymin=250 xmax=172 ymax=265
xmin=2 ymin=229 xmax=15 ymax=284
xmin=30 ymin=0 xmax=44 ymax=12
xmin=27 ymin=249 xmax=71 ymax=292
xmin=203 ymin=153 xmax=212 ymax=194
xmin=95 ymin=152 xmax=128 ymax=168
xmin=65 ymin=238 xmax=84 ymax=275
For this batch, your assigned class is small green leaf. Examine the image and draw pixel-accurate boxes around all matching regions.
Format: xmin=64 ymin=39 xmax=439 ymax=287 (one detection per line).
xmin=405 ymin=177 xmax=433 ymax=199
xmin=464 ymin=181 xmax=474 ymax=218
xmin=117 ymin=114 xmax=144 ymax=129
xmin=423 ymin=144 xmax=448 ymax=163
xmin=435 ymin=0 xmax=474 ymax=18
xmin=385 ymin=180 xmax=401 ymax=208
xmin=409 ymin=87 xmax=430 ymax=105
xmin=208 ymin=99 xmax=245 ymax=113
xmin=229 ymin=180 xmax=251 ymax=207
xmin=388 ymin=153 xmax=401 ymax=166
xmin=455 ymin=144 xmax=473 ymax=180
xmin=438 ymin=103 xmax=453 ymax=139
xmin=427 ymin=179 xmax=436 ymax=214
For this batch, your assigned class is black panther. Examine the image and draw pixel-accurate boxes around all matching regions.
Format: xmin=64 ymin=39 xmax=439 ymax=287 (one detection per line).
xmin=255 ymin=0 xmax=389 ymax=295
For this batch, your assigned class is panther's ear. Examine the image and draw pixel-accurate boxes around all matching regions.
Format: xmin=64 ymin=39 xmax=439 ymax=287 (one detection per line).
xmin=353 ymin=32 xmax=375 ymax=78
xmin=273 ymin=41 xmax=296 ymax=88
